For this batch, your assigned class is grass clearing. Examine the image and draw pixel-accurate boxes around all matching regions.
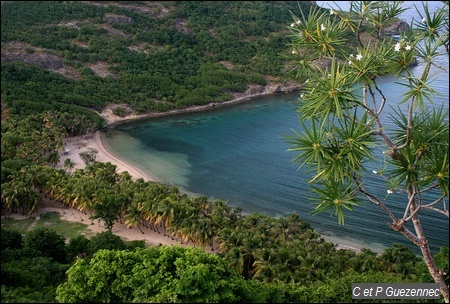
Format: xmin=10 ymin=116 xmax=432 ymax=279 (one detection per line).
xmin=1 ymin=216 xmax=35 ymax=234
xmin=1 ymin=211 xmax=95 ymax=240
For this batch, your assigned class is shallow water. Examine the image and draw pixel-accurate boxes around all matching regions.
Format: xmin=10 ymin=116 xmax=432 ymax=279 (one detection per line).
xmin=104 ymin=75 xmax=448 ymax=253
xmin=104 ymin=1 xmax=449 ymax=252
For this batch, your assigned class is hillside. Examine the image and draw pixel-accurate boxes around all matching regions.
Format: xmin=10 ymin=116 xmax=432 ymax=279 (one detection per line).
xmin=1 ymin=1 xmax=318 ymax=129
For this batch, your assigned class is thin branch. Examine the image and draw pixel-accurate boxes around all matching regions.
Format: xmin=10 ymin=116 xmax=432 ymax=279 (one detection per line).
xmin=393 ymin=97 xmax=414 ymax=150
xmin=422 ymin=205 xmax=449 ymax=217
xmin=403 ymin=191 xmax=417 ymax=219
xmin=419 ymin=183 xmax=440 ymax=193
xmin=356 ymin=183 xmax=398 ymax=223
xmin=363 ymin=85 xmax=397 ymax=151
xmin=422 ymin=195 xmax=449 ymax=217
xmin=373 ymin=81 xmax=387 ymax=116
xmin=404 ymin=204 xmax=421 ymax=222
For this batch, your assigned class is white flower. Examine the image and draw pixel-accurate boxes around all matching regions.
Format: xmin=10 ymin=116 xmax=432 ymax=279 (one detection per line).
xmin=422 ymin=17 xmax=427 ymax=23
xmin=300 ymin=94 xmax=304 ymax=98
xmin=290 ymin=23 xmax=295 ymax=27
xmin=394 ymin=42 xmax=401 ymax=52
xmin=356 ymin=53 xmax=363 ymax=61
xmin=405 ymin=44 xmax=412 ymax=51
xmin=320 ymin=23 xmax=326 ymax=31
xmin=292 ymin=49 xmax=296 ymax=54
xmin=348 ymin=60 xmax=352 ymax=65
xmin=330 ymin=9 xmax=335 ymax=15
xmin=296 ymin=20 xmax=301 ymax=25
xmin=349 ymin=54 xmax=354 ymax=58
xmin=387 ymin=189 xmax=393 ymax=194
xmin=372 ymin=170 xmax=378 ymax=174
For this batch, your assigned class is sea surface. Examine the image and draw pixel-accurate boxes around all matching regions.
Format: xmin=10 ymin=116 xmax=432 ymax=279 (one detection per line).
xmin=103 ymin=2 xmax=449 ymax=253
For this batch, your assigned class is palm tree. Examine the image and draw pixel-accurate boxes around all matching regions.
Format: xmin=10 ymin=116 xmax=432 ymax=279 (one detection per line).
xmin=124 ymin=201 xmax=145 ymax=234
xmin=64 ymin=158 xmax=75 ymax=173
xmin=117 ymin=171 xmax=134 ymax=224
xmin=166 ymin=199 xmax=188 ymax=244
xmin=252 ymin=248 xmax=279 ymax=283
xmin=1 ymin=182 xmax=20 ymax=215
xmin=216 ymin=228 xmax=246 ymax=275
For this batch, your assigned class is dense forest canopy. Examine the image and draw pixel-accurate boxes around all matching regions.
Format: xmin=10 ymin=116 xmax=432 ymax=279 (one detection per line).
xmin=1 ymin=1 xmax=318 ymax=128
xmin=1 ymin=1 xmax=449 ymax=303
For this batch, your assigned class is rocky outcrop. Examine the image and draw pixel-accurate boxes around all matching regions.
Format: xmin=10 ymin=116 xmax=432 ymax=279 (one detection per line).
xmin=230 ymin=83 xmax=301 ymax=102
xmin=245 ymin=83 xmax=301 ymax=95
xmin=104 ymin=14 xmax=135 ymax=25
xmin=1 ymin=51 xmax=63 ymax=70
xmin=382 ymin=20 xmax=410 ymax=37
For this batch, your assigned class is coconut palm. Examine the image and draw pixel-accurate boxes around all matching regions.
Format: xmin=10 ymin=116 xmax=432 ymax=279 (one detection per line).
xmin=216 ymin=228 xmax=246 ymax=275
xmin=124 ymin=201 xmax=145 ymax=234
xmin=64 ymin=158 xmax=75 ymax=173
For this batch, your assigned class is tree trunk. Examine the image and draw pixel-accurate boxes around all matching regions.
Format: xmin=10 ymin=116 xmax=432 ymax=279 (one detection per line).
xmin=407 ymin=185 xmax=449 ymax=303
xmin=419 ymin=244 xmax=449 ymax=302
xmin=138 ymin=223 xmax=144 ymax=234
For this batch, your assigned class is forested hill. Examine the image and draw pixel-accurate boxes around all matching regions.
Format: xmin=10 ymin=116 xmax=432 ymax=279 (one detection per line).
xmin=1 ymin=1 xmax=316 ymax=129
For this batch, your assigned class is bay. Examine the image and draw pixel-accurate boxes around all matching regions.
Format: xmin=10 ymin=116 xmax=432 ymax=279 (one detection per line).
xmin=104 ymin=75 xmax=448 ymax=254
xmin=103 ymin=1 xmax=449 ymax=253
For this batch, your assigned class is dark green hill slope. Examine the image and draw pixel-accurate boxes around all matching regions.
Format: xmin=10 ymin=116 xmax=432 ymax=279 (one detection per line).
xmin=1 ymin=1 xmax=316 ymax=127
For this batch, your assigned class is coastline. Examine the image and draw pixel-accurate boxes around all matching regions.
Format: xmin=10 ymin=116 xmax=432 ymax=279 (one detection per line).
xmin=57 ymin=84 xmax=302 ymax=182
xmin=54 ymin=86 xmax=371 ymax=253
xmin=56 ymin=131 xmax=155 ymax=182
xmin=100 ymin=83 xmax=302 ymax=128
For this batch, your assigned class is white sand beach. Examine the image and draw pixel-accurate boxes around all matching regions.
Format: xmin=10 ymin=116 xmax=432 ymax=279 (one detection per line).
xmin=50 ymin=129 xmax=363 ymax=252
xmin=56 ymin=131 xmax=155 ymax=182
xmin=43 ymin=93 xmax=365 ymax=253
xmin=49 ymin=130 xmax=210 ymax=249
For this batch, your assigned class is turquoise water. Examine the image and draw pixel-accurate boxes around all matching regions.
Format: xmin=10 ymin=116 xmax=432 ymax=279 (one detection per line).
xmin=104 ymin=67 xmax=448 ymax=253
xmin=104 ymin=1 xmax=449 ymax=253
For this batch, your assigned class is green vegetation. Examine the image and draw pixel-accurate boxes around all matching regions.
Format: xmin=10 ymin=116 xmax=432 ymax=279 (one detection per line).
xmin=1 ymin=1 xmax=449 ymax=302
xmin=1 ymin=1 xmax=316 ymax=126
xmin=4 ymin=211 xmax=96 ymax=239
xmin=286 ymin=1 xmax=449 ymax=300
xmin=2 ymin=224 xmax=448 ymax=303
xmin=1 ymin=129 xmax=448 ymax=301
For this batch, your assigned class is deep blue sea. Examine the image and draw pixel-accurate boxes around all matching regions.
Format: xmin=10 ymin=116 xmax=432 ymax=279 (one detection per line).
xmin=104 ymin=2 xmax=449 ymax=253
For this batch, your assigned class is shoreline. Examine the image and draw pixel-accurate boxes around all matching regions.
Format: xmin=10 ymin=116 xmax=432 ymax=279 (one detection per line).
xmin=56 ymin=131 xmax=156 ymax=182
xmin=57 ymin=86 xmax=302 ymax=182
xmin=101 ymin=85 xmax=302 ymax=129
xmin=55 ymin=87 xmax=375 ymax=253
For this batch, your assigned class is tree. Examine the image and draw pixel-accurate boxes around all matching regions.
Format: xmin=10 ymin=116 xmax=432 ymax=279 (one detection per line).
xmin=66 ymin=235 xmax=90 ymax=261
xmin=55 ymin=249 xmax=138 ymax=303
xmin=1 ymin=228 xmax=23 ymax=250
xmin=63 ymin=158 xmax=75 ymax=172
xmin=23 ymin=227 xmax=67 ymax=263
xmin=86 ymin=231 xmax=127 ymax=256
xmin=287 ymin=2 xmax=449 ymax=301
xmin=90 ymin=186 xmax=124 ymax=232
xmin=56 ymin=245 xmax=246 ymax=303
xmin=78 ymin=148 xmax=98 ymax=165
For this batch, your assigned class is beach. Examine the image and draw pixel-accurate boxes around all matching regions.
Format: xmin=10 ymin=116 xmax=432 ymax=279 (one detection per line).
xmin=52 ymin=129 xmax=362 ymax=253
xmin=40 ymin=132 xmax=203 ymax=249
xmin=48 ymin=90 xmax=365 ymax=253
xmin=56 ymin=131 xmax=155 ymax=182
